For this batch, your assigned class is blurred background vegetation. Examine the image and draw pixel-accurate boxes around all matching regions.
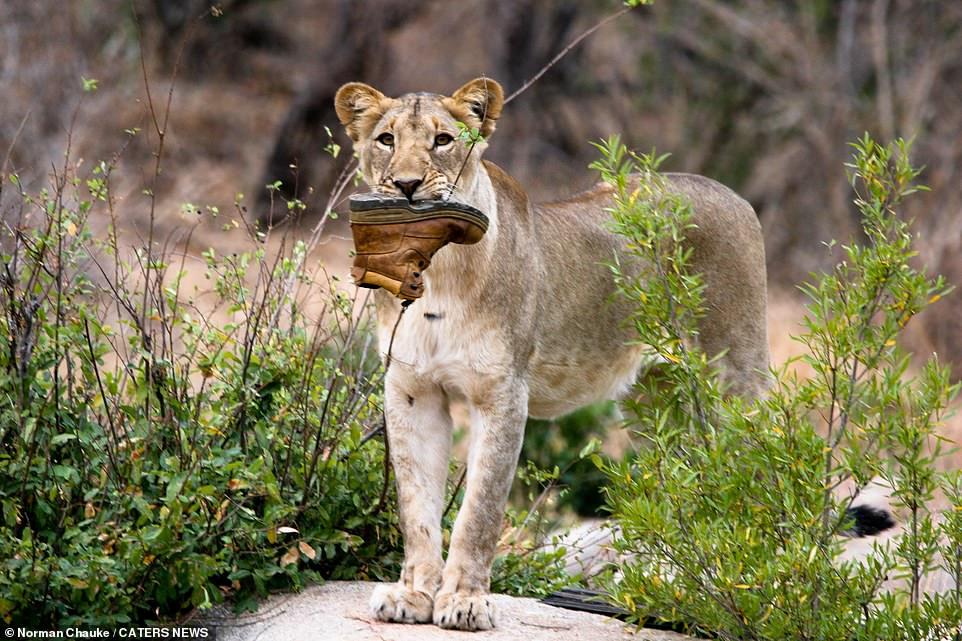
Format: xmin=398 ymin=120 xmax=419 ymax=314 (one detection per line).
xmin=3 ymin=0 xmax=959 ymax=372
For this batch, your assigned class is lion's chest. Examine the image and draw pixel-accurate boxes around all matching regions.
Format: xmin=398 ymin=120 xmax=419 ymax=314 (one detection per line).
xmin=376 ymin=298 xmax=514 ymax=403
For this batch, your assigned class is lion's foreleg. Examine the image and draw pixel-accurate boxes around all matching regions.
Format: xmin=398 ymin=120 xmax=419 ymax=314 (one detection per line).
xmin=370 ymin=372 xmax=452 ymax=624
xmin=433 ymin=379 xmax=528 ymax=631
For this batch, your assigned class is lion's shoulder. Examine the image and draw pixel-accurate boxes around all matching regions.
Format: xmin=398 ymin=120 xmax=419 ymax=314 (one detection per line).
xmin=482 ymin=160 xmax=530 ymax=212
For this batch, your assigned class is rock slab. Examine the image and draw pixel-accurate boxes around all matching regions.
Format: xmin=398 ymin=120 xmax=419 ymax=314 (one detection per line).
xmin=198 ymin=581 xmax=693 ymax=641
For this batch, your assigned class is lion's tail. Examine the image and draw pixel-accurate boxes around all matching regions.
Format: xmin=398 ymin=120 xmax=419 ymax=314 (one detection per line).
xmin=542 ymin=485 xmax=898 ymax=617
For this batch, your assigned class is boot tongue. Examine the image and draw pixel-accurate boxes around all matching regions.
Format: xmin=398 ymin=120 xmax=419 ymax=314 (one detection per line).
xmin=347 ymin=194 xmax=489 ymax=300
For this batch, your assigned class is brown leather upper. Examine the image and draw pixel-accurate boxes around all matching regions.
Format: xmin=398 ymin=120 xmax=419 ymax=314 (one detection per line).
xmin=350 ymin=215 xmax=486 ymax=300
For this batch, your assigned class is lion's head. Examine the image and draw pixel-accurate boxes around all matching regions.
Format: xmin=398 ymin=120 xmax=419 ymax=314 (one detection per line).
xmin=334 ymin=78 xmax=504 ymax=203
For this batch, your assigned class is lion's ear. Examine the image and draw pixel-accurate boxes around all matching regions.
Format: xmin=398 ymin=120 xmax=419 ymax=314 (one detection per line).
xmin=448 ymin=77 xmax=504 ymax=139
xmin=334 ymin=82 xmax=389 ymax=142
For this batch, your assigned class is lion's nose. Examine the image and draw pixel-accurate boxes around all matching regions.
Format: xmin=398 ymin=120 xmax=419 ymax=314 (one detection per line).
xmin=393 ymin=178 xmax=423 ymax=201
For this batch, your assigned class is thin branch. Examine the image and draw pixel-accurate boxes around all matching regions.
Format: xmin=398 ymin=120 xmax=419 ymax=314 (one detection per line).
xmin=374 ymin=414 xmax=392 ymax=514
xmin=445 ymin=75 xmax=490 ymax=200
xmin=504 ymin=5 xmax=639 ymax=105
xmin=443 ymin=467 xmax=467 ymax=521
xmin=82 ymin=318 xmax=123 ymax=491
xmin=0 ymin=109 xmax=31 ymax=184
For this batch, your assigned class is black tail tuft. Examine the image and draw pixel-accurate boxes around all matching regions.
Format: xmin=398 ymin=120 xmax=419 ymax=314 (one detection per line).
xmin=542 ymin=587 xmax=694 ymax=634
xmin=845 ymin=504 xmax=896 ymax=537
xmin=541 ymin=587 xmax=629 ymax=618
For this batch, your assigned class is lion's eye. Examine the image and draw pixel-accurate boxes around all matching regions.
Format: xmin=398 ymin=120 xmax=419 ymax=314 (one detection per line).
xmin=376 ymin=132 xmax=394 ymax=147
xmin=434 ymin=133 xmax=454 ymax=148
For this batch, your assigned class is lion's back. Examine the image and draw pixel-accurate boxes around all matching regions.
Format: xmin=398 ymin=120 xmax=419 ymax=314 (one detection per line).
xmin=530 ymin=171 xmax=770 ymax=402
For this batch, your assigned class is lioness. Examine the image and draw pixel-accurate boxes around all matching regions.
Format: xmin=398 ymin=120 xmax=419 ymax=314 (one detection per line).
xmin=334 ymin=77 xmax=770 ymax=631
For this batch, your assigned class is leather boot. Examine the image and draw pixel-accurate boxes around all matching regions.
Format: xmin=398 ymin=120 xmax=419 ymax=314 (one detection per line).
xmin=348 ymin=194 xmax=489 ymax=300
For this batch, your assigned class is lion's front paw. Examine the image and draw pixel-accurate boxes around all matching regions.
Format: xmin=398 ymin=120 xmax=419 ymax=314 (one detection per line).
xmin=433 ymin=591 xmax=497 ymax=631
xmin=369 ymin=582 xmax=434 ymax=624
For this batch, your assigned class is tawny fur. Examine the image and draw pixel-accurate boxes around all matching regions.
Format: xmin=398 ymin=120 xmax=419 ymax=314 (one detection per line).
xmin=334 ymin=77 xmax=770 ymax=631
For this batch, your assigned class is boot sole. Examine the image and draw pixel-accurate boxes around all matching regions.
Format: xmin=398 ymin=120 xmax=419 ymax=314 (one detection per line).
xmin=349 ymin=195 xmax=488 ymax=230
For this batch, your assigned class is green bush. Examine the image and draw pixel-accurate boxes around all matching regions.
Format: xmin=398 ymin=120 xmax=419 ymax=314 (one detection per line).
xmin=521 ymin=403 xmax=617 ymax=517
xmin=493 ymin=438 xmax=604 ymax=598
xmin=595 ymin=134 xmax=961 ymax=639
xmin=0 ymin=155 xmax=400 ymax=624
